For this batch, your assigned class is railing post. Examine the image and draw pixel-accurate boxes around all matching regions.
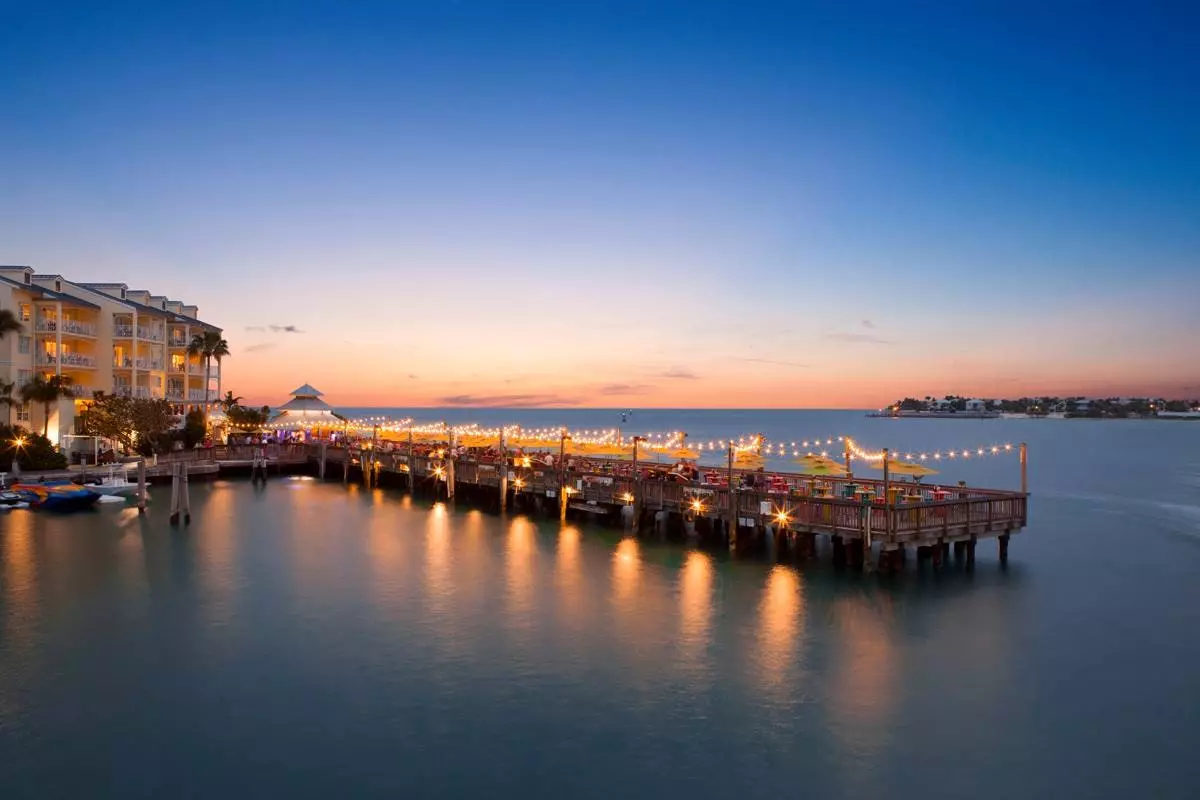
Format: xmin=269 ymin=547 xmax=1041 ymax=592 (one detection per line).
xmin=631 ymin=436 xmax=642 ymax=533
xmin=1020 ymin=442 xmax=1028 ymax=495
xmin=498 ymin=428 xmax=508 ymax=512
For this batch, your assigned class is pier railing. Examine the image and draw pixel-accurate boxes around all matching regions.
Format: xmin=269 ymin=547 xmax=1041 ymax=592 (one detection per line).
xmin=308 ymin=444 xmax=1026 ymax=545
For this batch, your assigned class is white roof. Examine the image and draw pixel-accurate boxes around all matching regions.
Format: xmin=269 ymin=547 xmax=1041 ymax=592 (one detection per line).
xmin=289 ymin=383 xmax=324 ymax=397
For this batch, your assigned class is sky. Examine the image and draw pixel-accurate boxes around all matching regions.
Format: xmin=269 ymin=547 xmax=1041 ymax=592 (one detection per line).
xmin=1 ymin=0 xmax=1197 ymax=407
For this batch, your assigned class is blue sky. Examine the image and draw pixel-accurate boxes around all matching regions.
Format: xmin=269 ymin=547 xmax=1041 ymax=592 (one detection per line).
xmin=2 ymin=0 xmax=1197 ymax=405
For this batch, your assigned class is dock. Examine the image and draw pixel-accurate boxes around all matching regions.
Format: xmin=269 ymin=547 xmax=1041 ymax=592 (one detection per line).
xmin=149 ymin=440 xmax=1028 ymax=572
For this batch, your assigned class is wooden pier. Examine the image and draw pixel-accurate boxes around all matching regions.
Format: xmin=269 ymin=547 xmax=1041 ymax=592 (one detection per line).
xmin=293 ymin=442 xmax=1029 ymax=571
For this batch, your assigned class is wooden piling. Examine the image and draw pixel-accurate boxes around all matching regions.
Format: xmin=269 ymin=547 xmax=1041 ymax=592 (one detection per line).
xmin=169 ymin=462 xmax=190 ymax=525
xmin=445 ymin=429 xmax=456 ymax=502
xmin=136 ymin=458 xmax=147 ymax=514
xmin=999 ymin=532 xmax=1010 ymax=566
xmin=726 ymin=443 xmax=736 ymax=550
xmin=558 ymin=429 xmax=568 ymax=521
xmin=631 ymin=436 xmax=642 ymax=534
xmin=498 ymin=429 xmax=508 ymax=512
xmin=319 ymin=440 xmax=327 ymax=480
xmin=406 ymin=428 xmax=415 ymax=493
xmin=1020 ymin=442 xmax=1028 ymax=495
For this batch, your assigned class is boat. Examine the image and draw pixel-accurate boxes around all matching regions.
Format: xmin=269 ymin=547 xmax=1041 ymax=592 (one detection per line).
xmin=11 ymin=483 xmax=101 ymax=512
xmin=0 ymin=491 xmax=30 ymax=510
xmin=82 ymin=465 xmax=139 ymax=496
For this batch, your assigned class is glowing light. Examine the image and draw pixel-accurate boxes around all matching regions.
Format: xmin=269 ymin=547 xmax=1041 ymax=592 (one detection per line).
xmin=690 ymin=498 xmax=704 ymax=513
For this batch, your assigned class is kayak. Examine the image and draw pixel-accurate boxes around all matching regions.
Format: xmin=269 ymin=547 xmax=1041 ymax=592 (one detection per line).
xmin=11 ymin=483 xmax=101 ymax=512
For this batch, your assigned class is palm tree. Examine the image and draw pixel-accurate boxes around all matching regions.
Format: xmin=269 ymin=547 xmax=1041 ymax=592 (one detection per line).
xmin=220 ymin=390 xmax=243 ymax=412
xmin=187 ymin=331 xmax=230 ymax=427
xmin=20 ymin=374 xmax=74 ymax=437
xmin=0 ymin=379 xmax=16 ymax=426
xmin=0 ymin=309 xmax=22 ymax=340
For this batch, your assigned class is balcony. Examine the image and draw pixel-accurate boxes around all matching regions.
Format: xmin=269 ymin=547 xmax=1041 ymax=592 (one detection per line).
xmin=114 ymin=386 xmax=158 ymax=399
xmin=37 ymin=353 xmax=97 ymax=369
xmin=112 ymin=358 xmax=165 ymax=371
xmin=167 ymin=389 xmax=185 ymax=401
xmin=168 ymin=333 xmax=191 ymax=348
xmin=188 ymin=389 xmax=209 ymax=402
xmin=137 ymin=328 xmax=163 ymax=342
xmin=113 ymin=324 xmax=134 ymax=338
xmin=188 ymin=363 xmax=206 ymax=376
xmin=36 ymin=320 xmax=97 ymax=337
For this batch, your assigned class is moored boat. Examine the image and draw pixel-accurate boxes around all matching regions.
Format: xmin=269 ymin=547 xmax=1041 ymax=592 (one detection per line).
xmin=11 ymin=483 xmax=101 ymax=512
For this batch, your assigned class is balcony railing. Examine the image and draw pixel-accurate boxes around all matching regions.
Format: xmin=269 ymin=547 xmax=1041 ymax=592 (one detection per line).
xmin=168 ymin=361 xmax=187 ymax=373
xmin=37 ymin=353 xmax=97 ymax=368
xmin=137 ymin=328 xmax=163 ymax=342
xmin=168 ymin=332 xmax=190 ymax=347
xmin=114 ymin=386 xmax=158 ymax=399
xmin=112 ymin=358 xmax=165 ymax=371
xmin=188 ymin=390 xmax=209 ymax=402
xmin=167 ymin=389 xmax=185 ymax=401
xmin=113 ymin=324 xmax=134 ymax=338
xmin=188 ymin=363 xmax=205 ymax=376
xmin=36 ymin=320 xmax=97 ymax=337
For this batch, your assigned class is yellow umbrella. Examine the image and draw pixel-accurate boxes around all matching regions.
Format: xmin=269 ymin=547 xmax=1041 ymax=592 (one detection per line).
xmin=872 ymin=460 xmax=939 ymax=479
xmin=665 ymin=447 xmax=700 ymax=460
xmin=793 ymin=454 xmax=844 ymax=469
xmin=797 ymin=462 xmax=848 ymax=476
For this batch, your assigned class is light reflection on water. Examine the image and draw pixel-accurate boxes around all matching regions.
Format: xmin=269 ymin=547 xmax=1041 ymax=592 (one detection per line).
xmin=1 ymin=472 xmax=1198 ymax=799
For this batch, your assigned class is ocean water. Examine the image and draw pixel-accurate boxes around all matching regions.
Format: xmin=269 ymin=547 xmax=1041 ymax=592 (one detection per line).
xmin=2 ymin=410 xmax=1198 ymax=798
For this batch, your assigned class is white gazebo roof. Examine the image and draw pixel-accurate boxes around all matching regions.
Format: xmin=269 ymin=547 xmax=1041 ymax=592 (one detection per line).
xmin=270 ymin=382 xmax=340 ymax=424
xmin=289 ymin=383 xmax=324 ymax=398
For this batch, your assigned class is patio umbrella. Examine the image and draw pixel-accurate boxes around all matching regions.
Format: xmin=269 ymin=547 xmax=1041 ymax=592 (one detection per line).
xmin=797 ymin=462 xmax=848 ymax=476
xmin=665 ymin=447 xmax=700 ymax=460
xmin=872 ymin=460 xmax=939 ymax=481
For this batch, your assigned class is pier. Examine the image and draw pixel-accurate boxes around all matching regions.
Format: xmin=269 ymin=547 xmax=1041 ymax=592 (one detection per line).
xmin=150 ymin=438 xmax=1029 ymax=572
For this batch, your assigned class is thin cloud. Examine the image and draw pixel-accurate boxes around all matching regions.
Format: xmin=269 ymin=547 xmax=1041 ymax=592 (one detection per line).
xmin=658 ymin=367 xmax=699 ymax=380
xmin=598 ymin=383 xmax=653 ymax=395
xmin=861 ymin=319 xmax=876 ymax=329
xmin=438 ymin=393 xmax=582 ymax=408
xmin=244 ymin=325 xmax=265 ymax=332
xmin=244 ymin=342 xmax=278 ymax=353
xmin=407 ymin=374 xmax=419 ymax=380
xmin=734 ymin=357 xmax=809 ymax=368
xmin=268 ymin=324 xmax=304 ymax=333
xmin=825 ymin=332 xmax=894 ymax=345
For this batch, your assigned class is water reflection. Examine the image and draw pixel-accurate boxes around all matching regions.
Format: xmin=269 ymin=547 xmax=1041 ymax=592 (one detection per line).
xmin=828 ymin=594 xmax=898 ymax=783
xmin=611 ymin=537 xmax=641 ymax=610
xmin=554 ymin=525 xmax=584 ymax=630
xmin=424 ymin=502 xmax=452 ymax=614
xmin=504 ymin=516 xmax=537 ymax=637
xmin=754 ymin=566 xmax=805 ymax=696
xmin=678 ymin=551 xmax=714 ymax=681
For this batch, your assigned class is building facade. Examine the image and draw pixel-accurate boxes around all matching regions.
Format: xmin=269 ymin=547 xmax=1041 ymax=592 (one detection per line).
xmin=0 ymin=266 xmax=223 ymax=442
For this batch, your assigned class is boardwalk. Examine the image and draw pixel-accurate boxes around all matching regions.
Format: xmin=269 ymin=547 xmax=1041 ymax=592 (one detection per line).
xmin=288 ymin=442 xmax=1029 ymax=572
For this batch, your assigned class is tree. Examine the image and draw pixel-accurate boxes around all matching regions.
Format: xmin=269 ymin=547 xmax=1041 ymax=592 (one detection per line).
xmin=187 ymin=331 xmax=230 ymax=428
xmin=183 ymin=409 xmax=206 ymax=447
xmin=0 ymin=308 xmax=22 ymax=340
xmin=0 ymin=424 xmax=67 ymax=470
xmin=226 ymin=404 xmax=269 ymax=432
xmin=19 ymin=374 xmax=74 ymax=437
xmin=219 ymin=390 xmax=243 ymax=412
xmin=0 ymin=379 xmax=15 ymax=426
xmin=81 ymin=394 xmax=176 ymax=454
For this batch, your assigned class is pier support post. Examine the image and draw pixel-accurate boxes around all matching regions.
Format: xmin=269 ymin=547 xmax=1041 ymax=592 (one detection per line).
xmin=1020 ymin=442 xmax=1028 ymax=496
xmin=999 ymin=533 xmax=1010 ymax=566
xmin=966 ymin=537 xmax=977 ymax=571
xmin=631 ymin=437 xmax=642 ymax=534
xmin=446 ymin=430 xmax=456 ymax=502
xmin=169 ymin=462 xmax=190 ymax=525
xmin=136 ymin=458 xmax=147 ymax=514
xmin=406 ymin=429 xmax=415 ymax=493
xmin=319 ymin=440 xmax=327 ymax=480
xmin=498 ymin=430 xmax=508 ymax=513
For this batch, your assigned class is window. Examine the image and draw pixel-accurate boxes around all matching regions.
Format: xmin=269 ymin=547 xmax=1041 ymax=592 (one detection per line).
xmin=18 ymin=335 xmax=30 ymax=354
xmin=16 ymin=403 xmax=30 ymax=423
xmin=18 ymin=303 xmax=30 ymax=322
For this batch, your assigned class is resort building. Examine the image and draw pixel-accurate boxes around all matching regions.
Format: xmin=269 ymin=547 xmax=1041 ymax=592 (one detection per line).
xmin=0 ymin=266 xmax=223 ymax=442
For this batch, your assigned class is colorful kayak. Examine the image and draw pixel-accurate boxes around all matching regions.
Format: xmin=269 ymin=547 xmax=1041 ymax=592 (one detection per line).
xmin=11 ymin=483 xmax=101 ymax=512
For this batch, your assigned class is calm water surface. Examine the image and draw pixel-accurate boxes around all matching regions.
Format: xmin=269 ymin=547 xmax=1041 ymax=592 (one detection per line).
xmin=2 ymin=412 xmax=1199 ymax=798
